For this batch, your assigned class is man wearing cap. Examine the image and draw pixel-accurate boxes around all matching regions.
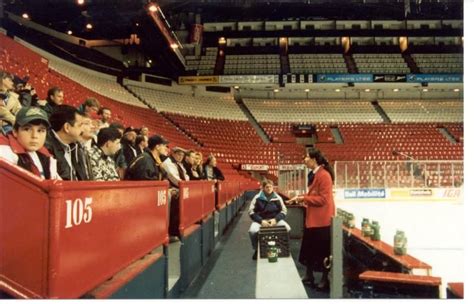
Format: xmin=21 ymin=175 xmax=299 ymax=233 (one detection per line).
xmin=88 ymin=127 xmax=122 ymax=181
xmin=161 ymin=146 xmax=190 ymax=188
xmin=125 ymin=134 xmax=169 ymax=181
xmin=0 ymin=70 xmax=22 ymax=134
xmin=0 ymin=107 xmax=60 ymax=179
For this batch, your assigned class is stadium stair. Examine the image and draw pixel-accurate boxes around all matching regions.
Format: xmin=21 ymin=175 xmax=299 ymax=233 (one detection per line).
xmin=402 ymin=52 xmax=420 ymax=73
xmin=438 ymin=127 xmax=458 ymax=144
xmin=371 ymin=100 xmax=392 ymax=123
xmin=234 ymin=92 xmax=271 ymax=144
xmin=344 ymin=54 xmax=358 ymax=73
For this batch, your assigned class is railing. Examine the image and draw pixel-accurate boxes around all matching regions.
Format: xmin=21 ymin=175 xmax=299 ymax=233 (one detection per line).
xmin=334 ymin=160 xmax=463 ymax=189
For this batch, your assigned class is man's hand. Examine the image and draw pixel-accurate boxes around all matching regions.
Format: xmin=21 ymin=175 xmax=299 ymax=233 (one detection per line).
xmin=261 ymin=220 xmax=270 ymax=227
xmin=268 ymin=218 xmax=277 ymax=226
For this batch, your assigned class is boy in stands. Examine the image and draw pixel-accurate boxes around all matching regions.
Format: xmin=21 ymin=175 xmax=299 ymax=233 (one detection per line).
xmin=0 ymin=106 xmax=60 ymax=179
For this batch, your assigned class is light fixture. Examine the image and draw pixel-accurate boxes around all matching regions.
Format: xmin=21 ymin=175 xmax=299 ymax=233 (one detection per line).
xmin=77 ymin=0 xmax=85 ymax=5
xmin=22 ymin=13 xmax=29 ymax=19
xmin=170 ymin=43 xmax=179 ymax=49
xmin=135 ymin=22 xmax=140 ymax=27
xmin=274 ymin=89 xmax=279 ymax=93
xmin=335 ymin=89 xmax=341 ymax=92
xmin=453 ymin=88 xmax=460 ymax=92
xmin=304 ymin=89 xmax=310 ymax=92
xmin=148 ymin=59 xmax=153 ymax=64
xmin=218 ymin=37 xmax=226 ymax=45
xmin=86 ymin=23 xmax=93 ymax=30
xmin=67 ymin=30 xmax=73 ymax=35
xmin=234 ymin=86 xmax=240 ymax=89
xmin=364 ymin=89 xmax=371 ymax=92
xmin=148 ymin=4 xmax=158 ymax=12
xmin=422 ymin=88 xmax=429 ymax=92
xmin=393 ymin=88 xmax=399 ymax=92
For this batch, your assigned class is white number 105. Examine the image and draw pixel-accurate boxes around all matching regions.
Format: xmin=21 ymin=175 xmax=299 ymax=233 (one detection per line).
xmin=65 ymin=197 xmax=93 ymax=229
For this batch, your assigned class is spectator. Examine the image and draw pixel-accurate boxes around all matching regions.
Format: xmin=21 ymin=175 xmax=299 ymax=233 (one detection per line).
xmin=75 ymin=114 xmax=94 ymax=180
xmin=0 ymin=71 xmax=22 ymax=134
xmin=0 ymin=107 xmax=60 ymax=179
xmin=88 ymin=127 xmax=122 ymax=181
xmin=109 ymin=122 xmax=127 ymax=179
xmin=248 ymin=180 xmax=291 ymax=260
xmin=162 ymin=146 xmax=189 ymax=188
xmin=287 ymin=148 xmax=335 ymax=291
xmin=125 ymin=135 xmax=169 ymax=181
xmin=139 ymin=126 xmax=149 ymax=137
xmin=78 ymin=97 xmax=100 ymax=118
xmin=97 ymin=107 xmax=112 ymax=129
xmin=13 ymin=76 xmax=39 ymax=107
xmin=183 ymin=149 xmax=201 ymax=180
xmin=44 ymin=105 xmax=86 ymax=180
xmin=135 ymin=135 xmax=148 ymax=156
xmin=121 ymin=127 xmax=138 ymax=166
xmin=203 ymin=154 xmax=225 ymax=181
xmin=40 ymin=87 xmax=64 ymax=117
xmin=194 ymin=151 xmax=205 ymax=179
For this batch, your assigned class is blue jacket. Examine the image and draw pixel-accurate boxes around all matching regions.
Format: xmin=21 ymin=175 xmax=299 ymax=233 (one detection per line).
xmin=248 ymin=191 xmax=287 ymax=223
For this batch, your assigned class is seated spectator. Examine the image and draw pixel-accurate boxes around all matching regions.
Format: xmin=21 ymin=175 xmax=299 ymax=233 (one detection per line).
xmin=0 ymin=107 xmax=60 ymax=179
xmin=194 ymin=151 xmax=205 ymax=179
xmin=75 ymin=114 xmax=94 ymax=180
xmin=203 ymin=154 xmax=225 ymax=181
xmin=13 ymin=75 xmax=38 ymax=107
xmin=183 ymin=149 xmax=201 ymax=180
xmin=44 ymin=104 xmax=86 ymax=180
xmin=78 ymin=97 xmax=100 ymax=118
xmin=39 ymin=86 xmax=64 ymax=117
xmin=135 ymin=135 xmax=148 ymax=156
xmin=248 ymin=180 xmax=291 ymax=260
xmin=97 ymin=107 xmax=112 ymax=129
xmin=139 ymin=126 xmax=149 ymax=137
xmin=88 ymin=127 xmax=122 ymax=181
xmin=0 ymin=71 xmax=22 ymax=134
xmin=109 ymin=122 xmax=127 ymax=179
xmin=121 ymin=127 xmax=138 ymax=167
xmin=162 ymin=146 xmax=190 ymax=188
xmin=125 ymin=135 xmax=169 ymax=181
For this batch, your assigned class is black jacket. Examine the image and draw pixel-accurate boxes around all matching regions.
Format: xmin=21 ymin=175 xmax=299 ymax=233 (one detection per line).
xmin=248 ymin=191 xmax=287 ymax=224
xmin=45 ymin=131 xmax=91 ymax=181
xmin=203 ymin=165 xmax=225 ymax=181
xmin=125 ymin=150 xmax=166 ymax=181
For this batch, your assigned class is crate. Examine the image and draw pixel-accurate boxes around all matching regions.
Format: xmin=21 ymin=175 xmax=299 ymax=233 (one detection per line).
xmin=258 ymin=226 xmax=290 ymax=258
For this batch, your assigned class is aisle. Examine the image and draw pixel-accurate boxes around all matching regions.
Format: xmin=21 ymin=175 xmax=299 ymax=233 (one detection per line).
xmin=181 ymin=201 xmax=257 ymax=298
xmin=181 ymin=199 xmax=329 ymax=299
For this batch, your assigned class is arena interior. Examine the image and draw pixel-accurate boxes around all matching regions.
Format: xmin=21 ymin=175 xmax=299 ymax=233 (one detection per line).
xmin=0 ymin=0 xmax=467 ymax=300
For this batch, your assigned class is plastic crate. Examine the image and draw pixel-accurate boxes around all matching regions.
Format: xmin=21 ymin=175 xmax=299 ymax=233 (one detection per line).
xmin=258 ymin=226 xmax=290 ymax=258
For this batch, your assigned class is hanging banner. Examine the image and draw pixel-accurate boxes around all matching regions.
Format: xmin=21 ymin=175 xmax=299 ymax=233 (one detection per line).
xmin=189 ymin=24 xmax=203 ymax=44
xmin=373 ymin=74 xmax=407 ymax=82
xmin=241 ymin=164 xmax=269 ymax=171
xmin=406 ymin=74 xmax=463 ymax=83
xmin=317 ymin=74 xmax=373 ymax=83
xmin=219 ymin=75 xmax=278 ymax=84
xmin=178 ymin=76 xmax=219 ymax=84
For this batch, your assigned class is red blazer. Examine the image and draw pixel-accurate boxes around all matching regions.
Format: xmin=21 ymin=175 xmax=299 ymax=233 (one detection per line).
xmin=302 ymin=167 xmax=335 ymax=228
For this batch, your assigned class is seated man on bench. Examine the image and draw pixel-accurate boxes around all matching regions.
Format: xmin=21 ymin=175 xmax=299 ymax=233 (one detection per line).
xmin=248 ymin=179 xmax=291 ymax=260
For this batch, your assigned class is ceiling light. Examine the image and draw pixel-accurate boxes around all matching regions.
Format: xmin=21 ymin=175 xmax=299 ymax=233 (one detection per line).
xmin=364 ymin=89 xmax=371 ymax=92
xmin=274 ymin=89 xmax=279 ymax=93
xmin=304 ymin=89 xmax=310 ymax=92
xmin=170 ymin=43 xmax=179 ymax=49
xmin=422 ymin=88 xmax=429 ymax=92
xmin=22 ymin=13 xmax=29 ymax=19
xmin=86 ymin=23 xmax=93 ymax=30
xmin=234 ymin=86 xmax=240 ymax=89
xmin=218 ymin=37 xmax=226 ymax=45
xmin=67 ymin=30 xmax=73 ymax=35
xmin=453 ymin=88 xmax=460 ymax=92
xmin=393 ymin=88 xmax=399 ymax=92
xmin=148 ymin=4 xmax=158 ymax=12
xmin=77 ymin=0 xmax=85 ymax=5
xmin=335 ymin=89 xmax=341 ymax=92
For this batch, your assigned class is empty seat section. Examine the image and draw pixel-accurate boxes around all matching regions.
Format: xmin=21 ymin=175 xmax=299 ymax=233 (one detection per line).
xmin=379 ymin=100 xmax=463 ymax=123
xmin=288 ymin=53 xmax=347 ymax=74
xmin=224 ymin=54 xmax=280 ymax=75
xmin=412 ymin=53 xmax=463 ymax=74
xmin=352 ymin=53 xmax=410 ymax=74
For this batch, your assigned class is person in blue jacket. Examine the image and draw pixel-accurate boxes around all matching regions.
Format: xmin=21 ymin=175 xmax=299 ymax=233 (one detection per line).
xmin=248 ymin=179 xmax=291 ymax=260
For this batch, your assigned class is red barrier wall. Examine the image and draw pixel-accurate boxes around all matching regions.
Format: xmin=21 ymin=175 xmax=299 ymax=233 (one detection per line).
xmin=0 ymin=160 xmax=169 ymax=299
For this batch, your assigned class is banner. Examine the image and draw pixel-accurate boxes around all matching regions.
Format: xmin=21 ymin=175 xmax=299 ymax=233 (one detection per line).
xmin=241 ymin=164 xmax=269 ymax=171
xmin=189 ymin=24 xmax=203 ymax=44
xmin=317 ymin=74 xmax=373 ymax=83
xmin=178 ymin=75 xmax=219 ymax=85
xmin=344 ymin=188 xmax=386 ymax=199
xmin=406 ymin=74 xmax=463 ymax=83
xmin=219 ymin=75 xmax=278 ymax=84
xmin=373 ymin=74 xmax=407 ymax=82
xmin=278 ymin=164 xmax=306 ymax=171
xmin=283 ymin=74 xmax=315 ymax=84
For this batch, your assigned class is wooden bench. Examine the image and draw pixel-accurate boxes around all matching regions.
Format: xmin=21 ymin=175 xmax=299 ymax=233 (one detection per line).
xmin=358 ymin=270 xmax=441 ymax=298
